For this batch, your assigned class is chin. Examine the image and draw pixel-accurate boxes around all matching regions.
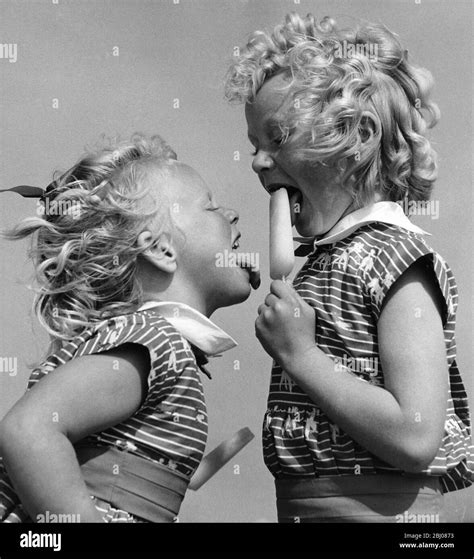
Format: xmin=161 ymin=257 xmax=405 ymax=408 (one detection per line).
xmin=222 ymin=284 xmax=252 ymax=307
xmin=296 ymin=216 xmax=334 ymax=238
xmin=214 ymin=276 xmax=252 ymax=309
xmin=295 ymin=221 xmax=317 ymax=238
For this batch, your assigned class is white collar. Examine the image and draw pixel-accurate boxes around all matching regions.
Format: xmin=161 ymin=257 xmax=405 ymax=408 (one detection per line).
xmin=136 ymin=301 xmax=237 ymax=356
xmin=294 ymin=201 xmax=430 ymax=248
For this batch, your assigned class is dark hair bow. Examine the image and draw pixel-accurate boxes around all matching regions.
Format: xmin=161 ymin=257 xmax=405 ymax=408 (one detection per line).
xmin=0 ymin=175 xmax=67 ymax=204
xmin=0 ymin=185 xmax=47 ymax=199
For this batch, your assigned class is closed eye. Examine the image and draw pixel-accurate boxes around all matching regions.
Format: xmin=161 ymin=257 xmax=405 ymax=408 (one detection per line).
xmin=206 ymin=195 xmax=220 ymax=211
xmin=270 ymin=131 xmax=288 ymax=147
xmin=268 ymin=123 xmax=291 ymax=147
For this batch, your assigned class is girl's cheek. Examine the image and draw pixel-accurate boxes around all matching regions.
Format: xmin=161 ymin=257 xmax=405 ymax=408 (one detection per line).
xmin=278 ymin=148 xmax=309 ymax=178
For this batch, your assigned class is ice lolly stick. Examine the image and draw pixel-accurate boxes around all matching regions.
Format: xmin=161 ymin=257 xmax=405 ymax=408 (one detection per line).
xmin=188 ymin=427 xmax=254 ymax=490
xmin=269 ymin=188 xmax=295 ymax=280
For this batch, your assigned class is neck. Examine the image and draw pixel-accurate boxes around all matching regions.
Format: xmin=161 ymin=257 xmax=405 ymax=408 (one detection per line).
xmin=137 ymin=257 xmax=216 ymax=317
xmin=140 ymin=278 xmax=212 ymax=318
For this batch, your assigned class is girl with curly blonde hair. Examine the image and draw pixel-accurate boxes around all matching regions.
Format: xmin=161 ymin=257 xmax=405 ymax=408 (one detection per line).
xmin=0 ymin=133 xmax=259 ymax=522
xmin=226 ymin=13 xmax=472 ymax=522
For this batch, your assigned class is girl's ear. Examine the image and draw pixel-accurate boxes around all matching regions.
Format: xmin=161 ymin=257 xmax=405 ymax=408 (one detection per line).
xmin=137 ymin=231 xmax=177 ymax=274
xmin=359 ymin=112 xmax=379 ymax=146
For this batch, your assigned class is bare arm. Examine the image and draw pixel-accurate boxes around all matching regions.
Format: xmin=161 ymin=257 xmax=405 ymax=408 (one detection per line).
xmin=0 ymin=343 xmax=150 ymax=522
xmin=256 ymin=261 xmax=448 ymax=472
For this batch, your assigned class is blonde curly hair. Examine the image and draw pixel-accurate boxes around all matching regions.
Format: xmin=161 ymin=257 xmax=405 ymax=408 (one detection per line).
xmin=225 ymin=12 xmax=440 ymax=206
xmin=4 ymin=133 xmax=178 ymax=342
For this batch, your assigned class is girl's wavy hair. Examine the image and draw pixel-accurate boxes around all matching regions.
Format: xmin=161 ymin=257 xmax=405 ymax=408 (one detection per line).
xmin=225 ymin=12 xmax=440 ymax=206
xmin=3 ymin=133 xmax=178 ymax=344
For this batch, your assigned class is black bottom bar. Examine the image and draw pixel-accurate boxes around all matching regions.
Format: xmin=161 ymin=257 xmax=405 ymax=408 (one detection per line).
xmin=0 ymin=522 xmax=472 ymax=557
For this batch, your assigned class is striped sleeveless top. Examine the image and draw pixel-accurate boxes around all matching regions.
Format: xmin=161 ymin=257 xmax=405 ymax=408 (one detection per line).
xmin=3 ymin=306 xmax=222 ymax=478
xmin=0 ymin=302 xmax=236 ymax=521
xmin=263 ymin=210 xmax=473 ymax=493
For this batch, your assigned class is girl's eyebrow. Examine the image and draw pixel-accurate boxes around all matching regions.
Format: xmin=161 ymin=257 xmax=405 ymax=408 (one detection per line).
xmin=265 ymin=116 xmax=279 ymax=127
xmin=265 ymin=118 xmax=282 ymax=134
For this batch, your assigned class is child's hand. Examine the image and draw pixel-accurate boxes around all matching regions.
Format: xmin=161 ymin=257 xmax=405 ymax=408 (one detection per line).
xmin=255 ymin=280 xmax=317 ymax=370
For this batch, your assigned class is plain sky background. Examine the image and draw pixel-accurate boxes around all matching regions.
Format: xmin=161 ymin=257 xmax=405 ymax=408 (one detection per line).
xmin=0 ymin=0 xmax=472 ymax=522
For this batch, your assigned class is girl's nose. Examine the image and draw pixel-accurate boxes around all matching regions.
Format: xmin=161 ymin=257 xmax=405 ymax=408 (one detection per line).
xmin=223 ymin=208 xmax=239 ymax=224
xmin=251 ymin=149 xmax=275 ymax=175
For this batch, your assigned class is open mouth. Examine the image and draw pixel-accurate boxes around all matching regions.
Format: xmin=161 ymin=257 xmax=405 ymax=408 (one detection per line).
xmin=229 ymin=233 xmax=260 ymax=289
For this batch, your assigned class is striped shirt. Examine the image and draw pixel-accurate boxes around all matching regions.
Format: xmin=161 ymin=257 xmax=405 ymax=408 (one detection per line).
xmin=0 ymin=302 xmax=236 ymax=521
xmin=263 ymin=202 xmax=473 ymax=493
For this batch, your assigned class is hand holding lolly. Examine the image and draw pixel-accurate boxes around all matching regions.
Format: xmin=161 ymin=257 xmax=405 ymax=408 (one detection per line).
xmin=269 ymin=188 xmax=295 ymax=280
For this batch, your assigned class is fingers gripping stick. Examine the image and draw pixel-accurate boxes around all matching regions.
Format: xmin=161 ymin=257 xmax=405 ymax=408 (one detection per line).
xmin=270 ymin=188 xmax=295 ymax=281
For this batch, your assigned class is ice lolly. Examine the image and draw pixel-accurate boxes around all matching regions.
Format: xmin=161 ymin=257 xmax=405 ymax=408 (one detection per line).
xmin=270 ymin=188 xmax=295 ymax=280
